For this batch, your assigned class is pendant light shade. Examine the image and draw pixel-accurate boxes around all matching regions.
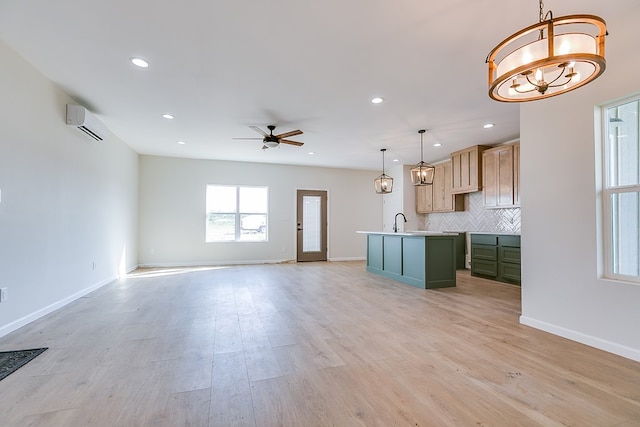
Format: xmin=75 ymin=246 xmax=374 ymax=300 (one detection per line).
xmin=410 ymin=130 xmax=435 ymax=185
xmin=374 ymin=149 xmax=393 ymax=194
xmin=487 ymin=0 xmax=606 ymax=102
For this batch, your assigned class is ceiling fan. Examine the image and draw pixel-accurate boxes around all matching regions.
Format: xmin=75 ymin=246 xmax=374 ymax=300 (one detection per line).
xmin=234 ymin=125 xmax=304 ymax=149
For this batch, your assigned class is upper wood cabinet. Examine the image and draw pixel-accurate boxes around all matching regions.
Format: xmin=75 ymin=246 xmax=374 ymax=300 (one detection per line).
xmin=416 ymin=160 xmax=464 ymax=213
xmin=482 ymin=142 xmax=520 ymax=208
xmin=416 ymin=180 xmax=432 ymax=213
xmin=451 ymin=145 xmax=490 ymax=194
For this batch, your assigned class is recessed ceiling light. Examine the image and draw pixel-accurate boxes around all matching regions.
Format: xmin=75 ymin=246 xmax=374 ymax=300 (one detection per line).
xmin=483 ymin=123 xmax=495 ymax=129
xmin=130 ymin=57 xmax=149 ymax=68
xmin=176 ymin=141 xmax=186 ymax=145
xmin=393 ymin=158 xmax=399 ymax=162
xmin=162 ymin=114 xmax=174 ymax=119
xmin=433 ymin=143 xmax=442 ymax=147
xmin=308 ymin=152 xmax=315 ymax=155
xmin=371 ymin=97 xmax=384 ymax=104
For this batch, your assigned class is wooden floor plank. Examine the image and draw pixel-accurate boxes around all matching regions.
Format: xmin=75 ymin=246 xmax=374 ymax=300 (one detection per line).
xmin=0 ymin=262 xmax=638 ymax=426
xmin=164 ymin=388 xmax=211 ymax=427
xmin=210 ymin=351 xmax=255 ymax=426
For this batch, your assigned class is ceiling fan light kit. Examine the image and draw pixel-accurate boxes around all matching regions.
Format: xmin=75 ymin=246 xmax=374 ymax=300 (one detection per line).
xmin=233 ymin=125 xmax=304 ymax=150
xmin=410 ymin=129 xmax=435 ymax=186
xmin=374 ymin=148 xmax=393 ymax=194
xmin=487 ymin=0 xmax=606 ymax=102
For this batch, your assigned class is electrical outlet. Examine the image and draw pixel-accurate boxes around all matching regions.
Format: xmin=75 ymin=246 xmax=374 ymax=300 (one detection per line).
xmin=0 ymin=288 xmax=7 ymax=302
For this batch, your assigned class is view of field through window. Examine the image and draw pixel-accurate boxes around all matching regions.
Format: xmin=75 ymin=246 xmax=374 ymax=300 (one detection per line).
xmin=206 ymin=185 xmax=268 ymax=242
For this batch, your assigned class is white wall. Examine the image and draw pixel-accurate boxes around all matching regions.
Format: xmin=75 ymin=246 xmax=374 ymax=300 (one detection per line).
xmin=381 ymin=163 xmax=403 ymax=232
xmin=520 ymin=4 xmax=640 ymax=361
xmin=379 ymin=164 xmax=420 ymax=233
xmin=401 ymin=165 xmax=421 ymax=231
xmin=0 ymin=40 xmax=139 ymax=337
xmin=138 ymin=155 xmax=381 ymax=265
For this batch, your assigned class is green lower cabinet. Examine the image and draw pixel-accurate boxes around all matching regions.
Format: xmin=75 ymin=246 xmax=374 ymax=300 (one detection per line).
xmin=402 ymin=237 xmax=425 ymax=285
xmin=471 ymin=244 xmax=497 ymax=261
xmin=365 ymin=234 xmax=456 ymax=289
xmin=500 ymin=246 xmax=521 ymax=264
xmin=472 ymin=259 xmax=498 ymax=277
xmin=382 ymin=235 xmax=403 ymax=279
xmin=424 ymin=237 xmax=457 ymax=288
xmin=452 ymin=232 xmax=467 ymax=270
xmin=499 ymin=261 xmax=521 ymax=283
xmin=471 ymin=234 xmax=521 ymax=285
xmin=366 ymin=235 xmax=384 ymax=273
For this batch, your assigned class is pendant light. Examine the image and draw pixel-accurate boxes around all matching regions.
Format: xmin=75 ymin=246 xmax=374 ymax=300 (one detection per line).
xmin=410 ymin=130 xmax=435 ymax=185
xmin=487 ymin=0 xmax=606 ymax=102
xmin=374 ymin=149 xmax=393 ymax=194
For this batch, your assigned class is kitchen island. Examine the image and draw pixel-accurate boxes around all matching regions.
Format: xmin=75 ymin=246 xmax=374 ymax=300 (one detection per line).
xmin=357 ymin=231 xmax=457 ymax=289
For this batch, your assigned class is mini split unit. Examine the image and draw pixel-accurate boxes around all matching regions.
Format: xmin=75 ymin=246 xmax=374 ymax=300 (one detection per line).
xmin=65 ymin=104 xmax=107 ymax=141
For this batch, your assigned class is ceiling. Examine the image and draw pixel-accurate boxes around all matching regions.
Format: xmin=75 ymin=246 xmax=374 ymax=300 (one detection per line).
xmin=0 ymin=0 xmax=630 ymax=170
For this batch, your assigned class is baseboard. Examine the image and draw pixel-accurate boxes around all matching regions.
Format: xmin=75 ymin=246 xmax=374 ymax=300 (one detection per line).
xmin=0 ymin=274 xmax=118 ymax=339
xmin=520 ymin=315 xmax=640 ymax=362
xmin=139 ymin=258 xmax=366 ymax=268
xmin=138 ymin=259 xmax=295 ymax=268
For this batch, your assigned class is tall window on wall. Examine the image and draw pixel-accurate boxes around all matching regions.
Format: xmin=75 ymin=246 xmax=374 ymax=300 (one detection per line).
xmin=603 ymin=95 xmax=640 ymax=282
xmin=206 ymin=185 xmax=268 ymax=242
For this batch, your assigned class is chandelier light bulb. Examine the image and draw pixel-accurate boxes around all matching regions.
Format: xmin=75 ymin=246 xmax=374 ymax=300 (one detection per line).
xmin=508 ymin=80 xmax=518 ymax=96
xmin=571 ymin=70 xmax=581 ymax=82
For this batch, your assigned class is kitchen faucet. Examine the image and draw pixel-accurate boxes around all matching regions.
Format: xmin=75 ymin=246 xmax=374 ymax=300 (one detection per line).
xmin=393 ymin=212 xmax=407 ymax=233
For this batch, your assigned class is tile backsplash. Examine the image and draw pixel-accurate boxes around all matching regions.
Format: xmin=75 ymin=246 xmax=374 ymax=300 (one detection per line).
xmin=419 ymin=192 xmax=521 ymax=234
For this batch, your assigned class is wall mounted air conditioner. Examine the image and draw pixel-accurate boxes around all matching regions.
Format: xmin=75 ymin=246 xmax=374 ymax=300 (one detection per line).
xmin=65 ymin=104 xmax=106 ymax=141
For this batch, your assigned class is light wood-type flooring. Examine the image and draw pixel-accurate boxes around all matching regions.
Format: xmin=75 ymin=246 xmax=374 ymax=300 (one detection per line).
xmin=1 ymin=261 xmax=639 ymax=426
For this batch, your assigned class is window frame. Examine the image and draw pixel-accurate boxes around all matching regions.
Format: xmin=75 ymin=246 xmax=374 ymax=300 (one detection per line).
xmin=601 ymin=94 xmax=640 ymax=283
xmin=205 ymin=185 xmax=269 ymax=243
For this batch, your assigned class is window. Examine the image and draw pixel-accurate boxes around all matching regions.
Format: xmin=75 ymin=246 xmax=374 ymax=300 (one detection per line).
xmin=206 ymin=185 xmax=268 ymax=242
xmin=603 ymin=95 xmax=640 ymax=282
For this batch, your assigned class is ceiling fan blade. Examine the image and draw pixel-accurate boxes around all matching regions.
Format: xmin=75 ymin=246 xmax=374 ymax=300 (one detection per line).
xmin=274 ymin=129 xmax=303 ymax=139
xmin=280 ymin=139 xmax=304 ymax=146
xmin=249 ymin=125 xmax=268 ymax=137
xmin=232 ymin=137 xmax=263 ymax=140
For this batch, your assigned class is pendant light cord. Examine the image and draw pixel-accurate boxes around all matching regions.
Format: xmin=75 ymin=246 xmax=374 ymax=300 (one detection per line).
xmin=420 ymin=132 xmax=424 ymax=161
xmin=539 ymin=0 xmax=544 ymax=22
xmin=538 ymin=0 xmax=553 ymax=39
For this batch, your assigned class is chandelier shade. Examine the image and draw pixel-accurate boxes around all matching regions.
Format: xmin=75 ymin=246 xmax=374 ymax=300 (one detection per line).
xmin=487 ymin=7 xmax=606 ymax=102
xmin=374 ymin=148 xmax=393 ymax=194
xmin=410 ymin=129 xmax=435 ymax=185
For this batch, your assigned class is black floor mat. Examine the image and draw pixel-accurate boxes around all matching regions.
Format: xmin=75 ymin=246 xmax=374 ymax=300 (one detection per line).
xmin=0 ymin=348 xmax=48 ymax=381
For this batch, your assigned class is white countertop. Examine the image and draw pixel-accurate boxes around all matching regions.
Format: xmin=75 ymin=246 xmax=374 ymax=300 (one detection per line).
xmin=356 ymin=231 xmax=459 ymax=236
